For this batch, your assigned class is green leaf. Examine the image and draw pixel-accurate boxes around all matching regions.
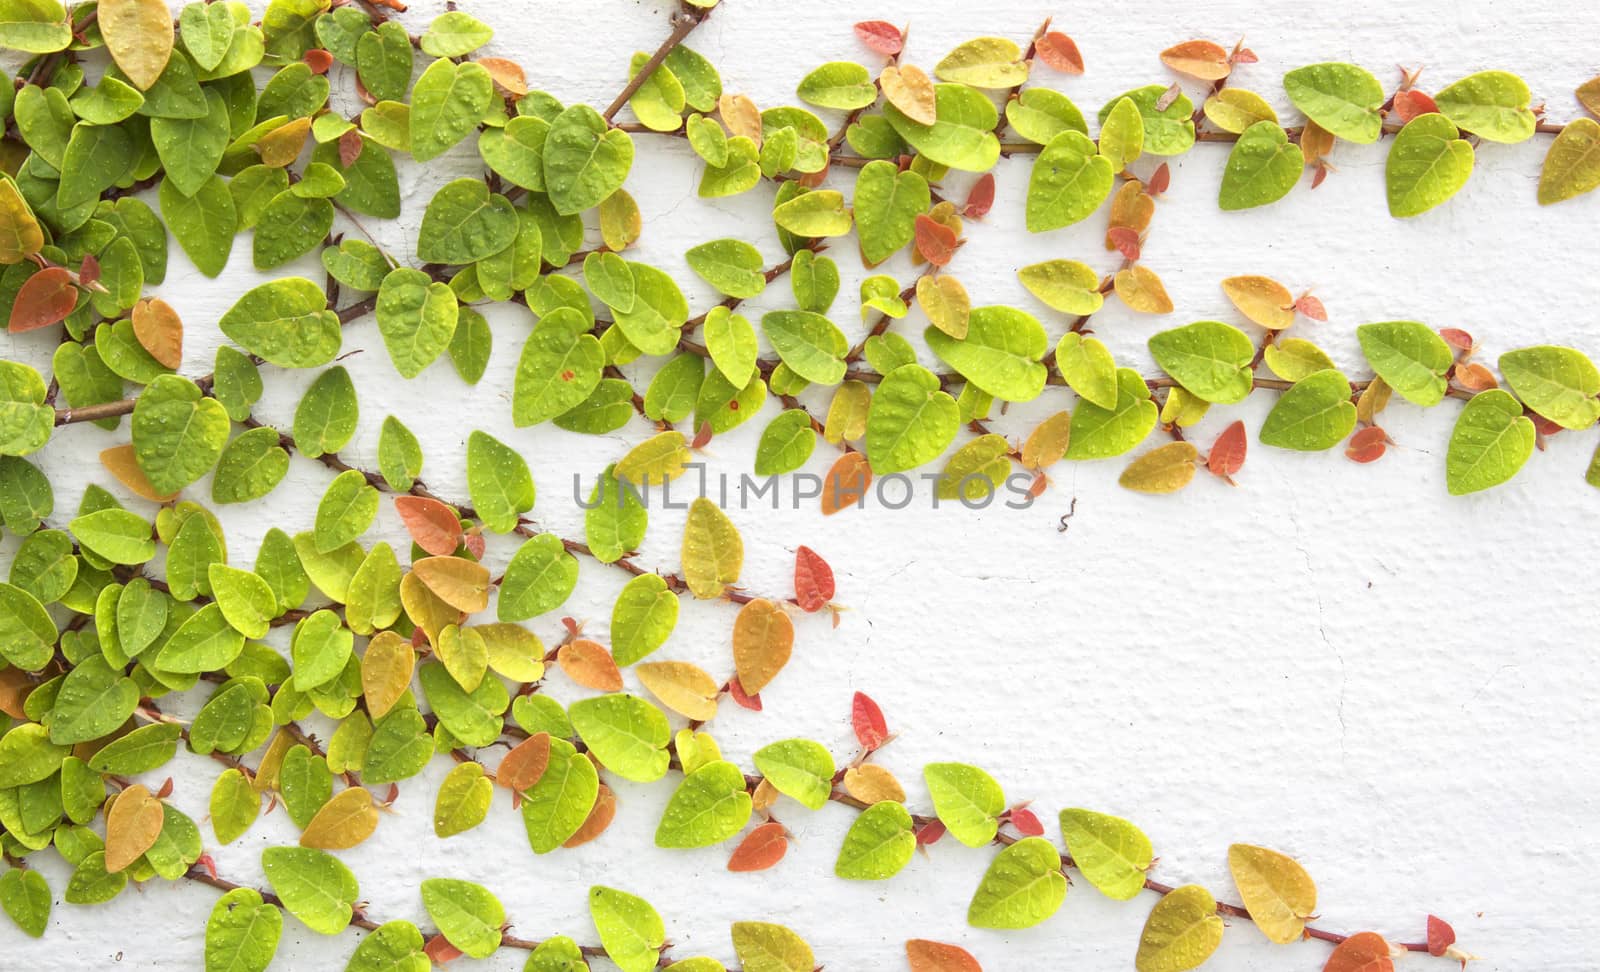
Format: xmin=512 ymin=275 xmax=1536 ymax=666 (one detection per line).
xmin=797 ymin=61 xmax=877 ymax=109
xmin=158 ymin=173 xmax=236 ymax=277
xmin=1059 ymin=808 xmax=1153 ymax=900
xmin=731 ymin=922 xmax=814 ymax=972
xmin=0 ymin=0 xmax=72 ymax=53
xmin=686 ymin=239 xmax=766 ymax=298
xmin=204 ymin=887 xmax=282 ymax=972
xmin=213 ymin=346 xmax=263 ymax=421
xmin=499 ymin=533 xmax=578 ymax=621
xmin=1259 ymin=369 xmax=1357 ymax=451
xmin=1446 ymin=388 xmax=1537 ymax=495
xmin=525 ymin=937 xmax=589 ymax=972
xmin=926 ymin=306 xmax=1048 ymax=401
xmin=513 ymin=307 xmax=604 ymax=425
xmin=421 ymin=878 xmax=503 ymax=959
xmin=1097 ymin=96 xmax=1143 ymax=172
xmin=219 ymin=277 xmax=341 ymax=369
xmin=0 ymin=582 xmax=55 ymax=671
xmin=703 ymin=305 xmax=759 ymax=386
xmin=967 ymin=837 xmax=1067 ymax=929
xmin=418 ymin=178 xmax=517 ymax=265
xmin=762 ymin=310 xmax=847 ymax=385
xmin=377 ymin=416 xmax=422 ymax=492
xmin=1098 ymin=85 xmax=1195 ymax=155
xmin=151 ymin=88 xmax=230 ymax=197
xmin=478 ymin=115 xmax=548 ymax=191
xmin=1282 ymin=62 xmax=1383 ymax=143
xmin=589 ymin=886 xmax=664 ymax=972
xmin=253 ymin=190 xmax=333 ymax=270
xmin=64 ymin=852 xmax=126 ymax=904
xmin=356 ymin=20 xmax=412 ymax=102
xmin=346 ymin=921 xmax=429 ymax=972
xmin=1019 ymin=259 xmax=1103 ymax=316
xmin=1218 ymin=122 xmax=1302 ymax=210
xmin=58 ymin=121 xmax=133 ymax=210
xmin=924 ymin=762 xmax=1005 ymax=847
xmin=1386 ymin=113 xmax=1474 ymax=217
xmin=213 ymin=426 xmax=290 ymax=505
xmin=0 ymin=723 xmax=67 ymax=787
xmin=834 ymin=800 xmax=915 ymax=880
xmin=1054 ymin=333 xmax=1117 ymax=410
xmin=154 ymin=602 xmax=244 ymax=673
xmin=293 ymin=365 xmax=359 ymax=458
xmin=70 ymin=509 xmax=154 ymax=565
xmin=1263 ymin=338 xmax=1336 ymax=383
xmin=570 ymin=693 xmax=670 ymax=782
xmin=86 ymin=722 xmax=180 ymax=774
xmin=883 ymin=83 xmax=1000 ymax=172
xmin=853 ymin=160 xmax=930 ymax=265
xmin=610 ymin=573 xmax=678 ymax=666
xmin=261 ymin=846 xmax=358 ymax=936
xmin=1025 ymin=130 xmax=1113 ymax=232
xmin=209 ymin=768 xmax=260 ymax=844
xmin=584 ymin=464 xmax=647 ymax=564
xmin=644 ymin=354 xmax=704 ymax=423
xmin=466 ymin=429 xmax=535 ymax=533
xmin=1356 ymin=321 xmax=1453 ymax=406
xmin=866 ymin=364 xmax=959 ymax=474
xmin=773 ymin=189 xmax=852 ymax=237
xmin=409 ymin=58 xmax=493 ymax=162
xmin=0 ymin=361 xmax=50 ymax=457
xmin=545 ymin=104 xmax=634 ymax=214
xmin=376 ymin=268 xmax=458 ymax=378
xmin=1498 ymin=346 xmax=1600 ymax=429
xmin=521 ymin=739 xmax=598 ymax=853
xmin=131 ymin=375 xmax=228 ymax=493
xmin=1148 ymin=321 xmax=1254 ymax=404
xmin=753 ymin=409 xmax=816 ymax=475
xmin=432 ymin=761 xmax=491 ymax=838
xmin=699 ymin=134 xmax=760 ymax=197
xmin=1435 ymin=71 xmax=1534 ymax=143
xmin=181 ymin=2 xmax=237 ymax=72
xmin=418 ymin=661 xmax=506 ymax=747
xmin=627 ymin=51 xmax=685 ymax=132
xmin=654 ymin=759 xmax=752 ymax=848
xmin=1135 ymin=884 xmax=1224 ymax=972
xmin=0 ymin=867 xmax=51 ymax=937
xmin=48 ymin=655 xmax=137 ymax=744
xmin=50 ymin=342 xmax=123 ymax=431
xmin=1538 ymin=117 xmax=1600 ymax=205
xmin=1005 ymin=87 xmax=1088 ymax=145
xmin=314 ymin=470 xmax=378 ymax=552
xmin=753 ymin=739 xmax=835 ymax=810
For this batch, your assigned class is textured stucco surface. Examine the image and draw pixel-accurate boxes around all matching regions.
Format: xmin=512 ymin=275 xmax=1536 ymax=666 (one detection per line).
xmin=4 ymin=0 xmax=1600 ymax=969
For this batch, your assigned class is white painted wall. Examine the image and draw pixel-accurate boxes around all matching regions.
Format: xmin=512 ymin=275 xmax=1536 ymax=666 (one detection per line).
xmin=5 ymin=0 xmax=1600 ymax=969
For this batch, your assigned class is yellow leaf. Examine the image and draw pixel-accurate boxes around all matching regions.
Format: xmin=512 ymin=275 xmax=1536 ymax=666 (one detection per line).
xmin=478 ymin=57 xmax=529 ymax=97
xmin=823 ymin=381 xmax=870 ymax=445
xmin=675 ymin=728 xmax=721 ymax=774
xmin=717 ymin=93 xmax=763 ymax=146
xmin=131 ymin=298 xmax=183 ymax=369
xmin=681 ymin=497 xmax=742 ymax=599
xmin=1158 ymin=386 xmax=1209 ymax=427
xmin=732 ymin=598 xmax=793 ymax=694
xmin=256 ymin=117 xmax=313 ymax=168
xmin=881 ymin=64 xmax=936 ymax=125
xmin=105 ymin=784 xmax=164 ymax=872
xmin=636 ymin=661 xmax=720 ymax=720
xmin=100 ymin=0 xmax=174 ymax=91
xmin=1021 ymin=411 xmax=1072 ymax=469
xmin=1113 ymin=266 xmax=1173 ymax=314
xmin=399 ymin=570 xmax=460 ymax=647
xmin=0 ymin=179 xmax=45 ymax=265
xmin=1159 ymin=40 xmax=1232 ymax=81
xmin=916 ymin=275 xmax=970 ymax=339
xmin=477 ymin=623 xmax=544 ymax=682
xmin=616 ymin=430 xmax=690 ymax=486
xmin=1356 ymin=376 xmax=1392 ymax=425
xmin=1221 ymin=275 xmax=1295 ymax=330
xmin=599 ymin=189 xmax=641 ymax=251
xmin=253 ymin=731 xmax=293 ymax=793
xmin=361 ymin=631 xmax=415 ymax=719
xmin=843 ymin=764 xmax=906 ymax=805
xmin=435 ymin=624 xmax=488 ymax=692
xmin=751 ymin=777 xmax=779 ymax=811
xmin=300 ymin=787 xmax=379 ymax=850
xmin=1135 ymin=884 xmax=1225 ymax=972
xmin=100 ymin=444 xmax=178 ymax=502
xmin=1118 ymin=442 xmax=1198 ymax=494
xmin=411 ymin=556 xmax=490 ymax=614
xmin=1227 ymin=843 xmax=1317 ymax=944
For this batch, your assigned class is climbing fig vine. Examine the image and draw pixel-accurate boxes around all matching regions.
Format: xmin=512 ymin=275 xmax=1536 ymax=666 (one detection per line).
xmin=0 ymin=0 xmax=1579 ymax=968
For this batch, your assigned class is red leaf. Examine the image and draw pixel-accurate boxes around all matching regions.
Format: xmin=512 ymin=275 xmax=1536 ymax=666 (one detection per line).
xmin=424 ymin=934 xmax=464 ymax=964
xmin=793 ymin=545 xmax=835 ymax=612
xmin=8 ymin=267 xmax=78 ymax=333
xmin=462 ymin=532 xmax=486 ymax=560
xmin=962 ymin=173 xmax=995 ymax=219
xmin=1026 ymin=472 xmax=1048 ymax=498
xmin=1231 ymin=48 xmax=1259 ymax=64
xmin=1310 ymin=164 xmax=1330 ymax=190
xmin=1009 ymin=807 xmax=1044 ymax=836
xmin=1426 ymin=916 xmax=1456 ymax=957
xmin=1106 ymin=226 xmax=1141 ymax=261
xmin=728 ymin=677 xmax=763 ymax=711
xmin=727 ymin=822 xmax=789 ymax=872
xmin=851 ymin=691 xmax=888 ymax=751
xmin=394 ymin=495 xmax=462 ymax=556
xmin=1322 ymin=932 xmax=1394 ymax=972
xmin=906 ymin=939 xmax=983 ymax=972
xmin=155 ymin=776 xmax=174 ymax=799
xmin=1345 ymin=425 xmax=1388 ymax=463
xmin=914 ymin=214 xmax=959 ymax=266
xmin=1294 ymin=294 xmax=1328 ymax=321
xmin=1530 ymin=414 xmax=1563 ymax=437
xmin=691 ymin=420 xmax=714 ymax=449
xmin=853 ymin=20 xmax=903 ymax=56
xmin=1438 ymin=327 xmax=1474 ymax=351
xmin=915 ymin=819 xmax=947 ymax=845
xmin=561 ymin=617 xmax=581 ymax=637
xmin=303 ymin=48 xmax=333 ymax=74
xmin=1391 ymin=89 xmax=1439 ymax=123
xmin=194 ymin=853 xmax=218 ymax=880
xmin=1207 ymin=420 xmax=1248 ymax=480
xmin=78 ymin=253 xmax=100 ymax=289
xmin=1035 ymin=31 xmax=1084 ymax=74
xmin=338 ymin=129 xmax=365 ymax=168
xmin=1146 ymin=162 xmax=1171 ymax=196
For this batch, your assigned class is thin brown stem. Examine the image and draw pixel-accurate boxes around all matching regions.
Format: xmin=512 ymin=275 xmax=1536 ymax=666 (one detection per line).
xmin=603 ymin=4 xmax=712 ymax=123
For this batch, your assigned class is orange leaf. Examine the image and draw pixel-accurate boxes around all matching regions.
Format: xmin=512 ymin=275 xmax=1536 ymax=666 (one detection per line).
xmin=842 ymin=764 xmax=905 ymax=804
xmin=1034 ymin=31 xmax=1084 ymax=74
xmin=498 ymin=732 xmax=551 ymax=791
xmin=338 ymin=129 xmax=365 ymax=168
xmin=477 ymin=56 xmax=529 ymax=97
xmin=131 ymin=297 xmax=183 ymax=369
xmin=853 ymin=20 xmax=903 ymax=56
xmin=1107 ymin=180 xmax=1155 ymax=240
xmin=907 ymin=939 xmax=983 ymax=972
xmin=1113 ymin=265 xmax=1174 ymax=314
xmin=732 ymin=598 xmax=794 ymax=695
xmin=8 ymin=267 xmax=78 ymax=333
xmin=1391 ymin=89 xmax=1438 ymax=123
xmin=1455 ymin=362 xmax=1497 ymax=391
xmin=410 ymin=556 xmax=490 ymax=613
xmin=1438 ymin=327 xmax=1474 ymax=352
xmin=1295 ymin=294 xmax=1328 ymax=321
xmin=105 ymin=784 xmax=164 ymax=873
xmin=100 ymin=444 xmax=179 ymax=502
xmin=563 ymin=782 xmax=616 ymax=847
xmin=793 ymin=545 xmax=834 ymax=612
xmin=1301 ymin=120 xmax=1335 ymax=165
xmin=1207 ymin=420 xmax=1248 ymax=480
xmin=558 ymin=638 xmax=623 ymax=691
xmin=718 ymin=93 xmax=763 ymax=146
xmin=914 ymin=214 xmax=959 ymax=266
xmin=1426 ymin=916 xmax=1456 ymax=957
xmin=821 ymin=451 xmax=872 ymax=515
xmin=302 ymin=48 xmax=333 ymax=74
xmin=1345 ymin=426 xmax=1388 ymax=464
xmin=424 ymin=934 xmax=464 ymax=964
xmin=1147 ymin=162 xmax=1171 ymax=195
xmin=881 ymin=64 xmax=936 ymax=126
xmin=962 ymin=173 xmax=995 ymax=219
xmin=1322 ymin=932 xmax=1394 ymax=972
xmin=394 ymin=495 xmax=462 ymax=556
xmin=727 ymin=821 xmax=788 ymax=872
xmin=1160 ymin=40 xmax=1232 ymax=80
